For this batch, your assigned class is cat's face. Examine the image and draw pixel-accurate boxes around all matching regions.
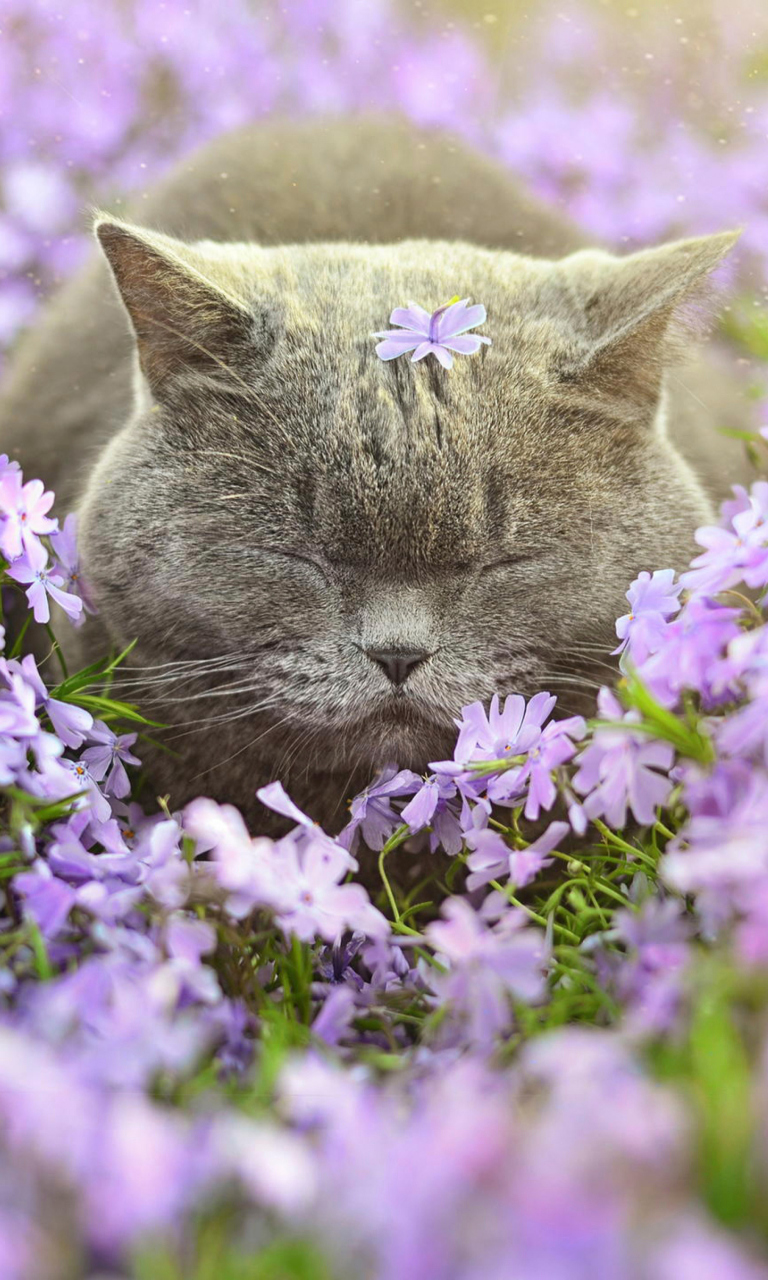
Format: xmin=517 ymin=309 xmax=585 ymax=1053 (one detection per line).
xmin=79 ymin=222 xmax=732 ymax=796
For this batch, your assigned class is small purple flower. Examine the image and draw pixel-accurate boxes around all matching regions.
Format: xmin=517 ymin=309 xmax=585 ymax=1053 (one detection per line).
xmin=63 ymin=757 xmax=112 ymax=823
xmin=312 ymin=985 xmax=356 ymax=1047
xmin=257 ymin=780 xmax=318 ymax=829
xmin=339 ymin=763 xmax=420 ymax=852
xmin=613 ymin=569 xmax=682 ymax=666
xmin=573 ymin=689 xmax=674 ymax=829
xmin=49 ymin=513 xmax=96 ymax=620
xmin=275 ymin=830 xmax=389 ymax=943
xmin=373 ymin=297 xmax=491 ymax=369
xmin=466 ymin=820 xmax=569 ymax=891
xmin=424 ymin=898 xmax=546 ymax=1047
xmin=6 ymin=535 xmax=82 ymax=625
xmin=0 ymin=470 xmax=56 ymax=561
xmin=400 ymin=773 xmax=466 ymax=854
xmin=488 ymin=714 xmax=586 ymax=819
xmin=81 ymin=720 xmax=140 ymax=798
xmin=680 ymin=486 xmax=768 ymax=600
xmin=450 ymin=691 xmax=558 ymax=768
xmin=9 ymin=654 xmax=93 ymax=748
xmin=638 ymin=597 xmax=741 ymax=709
xmin=14 ymin=861 xmax=77 ymax=938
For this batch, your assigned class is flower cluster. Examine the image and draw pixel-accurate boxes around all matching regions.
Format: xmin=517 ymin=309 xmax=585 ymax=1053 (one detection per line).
xmin=5 ymin=1 xmax=768 ymax=1274
xmin=0 ymin=452 xmax=765 ymax=1275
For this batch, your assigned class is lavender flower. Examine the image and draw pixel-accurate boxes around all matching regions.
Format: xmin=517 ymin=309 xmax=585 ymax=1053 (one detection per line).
xmin=424 ymin=898 xmax=546 ymax=1048
xmin=573 ymin=689 xmax=674 ymax=829
xmin=613 ymin=568 xmax=682 ymax=666
xmin=6 ymin=535 xmax=82 ymax=624
xmin=339 ymin=763 xmax=419 ymax=852
xmin=0 ymin=470 xmax=56 ymax=561
xmin=373 ymin=298 xmax=491 ymax=369
xmin=81 ymin=720 xmax=140 ymax=798
xmin=49 ymin=513 xmax=96 ymax=619
xmin=9 ymin=653 xmax=93 ymax=748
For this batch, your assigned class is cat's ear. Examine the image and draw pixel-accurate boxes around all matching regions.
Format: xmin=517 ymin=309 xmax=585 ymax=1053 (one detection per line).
xmin=94 ymin=214 xmax=255 ymax=396
xmin=553 ymin=230 xmax=740 ymax=414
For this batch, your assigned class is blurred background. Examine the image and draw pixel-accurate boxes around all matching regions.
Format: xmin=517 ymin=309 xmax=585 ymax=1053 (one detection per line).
xmin=1 ymin=0 xmax=768 ymax=363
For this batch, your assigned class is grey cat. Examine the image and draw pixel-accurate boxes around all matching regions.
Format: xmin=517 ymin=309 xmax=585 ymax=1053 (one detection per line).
xmin=0 ymin=118 xmax=752 ymax=832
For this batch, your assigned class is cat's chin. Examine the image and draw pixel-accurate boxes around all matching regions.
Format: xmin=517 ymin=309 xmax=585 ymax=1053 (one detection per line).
xmin=338 ymin=702 xmax=458 ymax=773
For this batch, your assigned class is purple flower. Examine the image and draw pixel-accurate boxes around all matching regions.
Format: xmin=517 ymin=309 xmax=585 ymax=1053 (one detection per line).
xmin=400 ymin=773 xmax=466 ymax=854
xmin=424 ymin=898 xmax=546 ymax=1048
xmin=81 ymin=720 xmax=140 ymax=798
xmin=274 ymin=831 xmax=389 ymax=943
xmin=638 ymin=597 xmax=741 ymax=709
xmin=49 ymin=513 xmax=96 ymax=620
xmin=135 ymin=819 xmax=191 ymax=909
xmin=373 ymin=298 xmax=491 ymax=369
xmin=6 ymin=535 xmax=82 ymax=625
xmin=662 ymin=772 xmax=768 ymax=929
xmin=613 ymin=569 xmax=682 ymax=666
xmin=611 ymin=898 xmax=691 ymax=1035
xmin=184 ymin=798 xmax=283 ymax=917
xmin=257 ymin=780 xmax=318 ymax=829
xmin=14 ymin=861 xmax=76 ymax=938
xmin=0 ymin=666 xmax=39 ymax=739
xmin=0 ymin=470 xmax=56 ymax=561
xmin=573 ymin=689 xmax=674 ymax=829
xmin=466 ymin=820 xmax=569 ymax=891
xmin=63 ymin=758 xmax=112 ymax=823
xmin=339 ymin=763 xmax=420 ymax=852
xmin=8 ymin=654 xmax=93 ymax=748
xmin=488 ymin=714 xmax=586 ymax=819
xmin=680 ymin=486 xmax=768 ymax=599
xmin=447 ymin=691 xmax=558 ymax=768
xmin=312 ymin=985 xmax=357 ymax=1047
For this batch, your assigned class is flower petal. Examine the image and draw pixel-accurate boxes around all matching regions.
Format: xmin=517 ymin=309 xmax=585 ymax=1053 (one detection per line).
xmin=441 ymin=334 xmax=491 ymax=355
xmin=375 ymin=338 xmax=420 ymax=361
xmin=436 ymin=300 xmax=488 ymax=339
xmin=388 ymin=304 xmax=431 ymax=332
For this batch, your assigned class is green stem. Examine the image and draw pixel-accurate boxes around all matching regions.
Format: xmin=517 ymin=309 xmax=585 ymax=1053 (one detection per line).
xmin=8 ymin=611 xmax=32 ymax=659
xmin=593 ymin=819 xmax=656 ymax=869
xmin=570 ymin=875 xmax=632 ymax=911
xmin=491 ymin=881 xmax=580 ymax=944
xmin=45 ymin=624 xmax=68 ymax=678
xmin=654 ymin=820 xmax=676 ymax=841
xmin=378 ymin=824 xmax=411 ymax=926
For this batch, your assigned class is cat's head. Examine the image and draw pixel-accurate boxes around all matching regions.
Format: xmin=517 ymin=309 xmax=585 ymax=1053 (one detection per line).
xmin=80 ymin=217 xmax=736 ymax=788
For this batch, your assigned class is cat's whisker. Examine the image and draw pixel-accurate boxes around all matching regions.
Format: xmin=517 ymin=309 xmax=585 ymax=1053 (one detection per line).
xmin=187 ymin=710 xmax=301 ymax=784
xmin=164 ymin=695 xmax=285 ymax=738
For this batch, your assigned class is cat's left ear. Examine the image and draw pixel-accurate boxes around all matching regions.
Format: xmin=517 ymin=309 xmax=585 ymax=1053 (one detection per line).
xmin=94 ymin=214 xmax=256 ymax=397
xmin=552 ymin=229 xmax=740 ymax=413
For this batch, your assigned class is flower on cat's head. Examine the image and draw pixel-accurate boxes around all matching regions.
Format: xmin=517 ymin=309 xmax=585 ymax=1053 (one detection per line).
xmin=373 ymin=297 xmax=491 ymax=369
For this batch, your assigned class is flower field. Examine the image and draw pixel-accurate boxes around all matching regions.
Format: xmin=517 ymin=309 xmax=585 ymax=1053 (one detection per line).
xmin=3 ymin=2 xmax=768 ymax=1277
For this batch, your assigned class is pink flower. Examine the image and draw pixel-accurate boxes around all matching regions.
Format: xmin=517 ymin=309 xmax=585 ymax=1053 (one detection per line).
xmin=0 ymin=470 xmax=56 ymax=561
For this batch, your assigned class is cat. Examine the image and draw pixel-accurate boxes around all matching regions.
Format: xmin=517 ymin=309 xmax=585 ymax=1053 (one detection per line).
xmin=0 ymin=117 xmax=754 ymax=833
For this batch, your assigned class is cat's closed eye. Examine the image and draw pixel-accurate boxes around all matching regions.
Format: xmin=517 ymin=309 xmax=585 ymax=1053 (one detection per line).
xmin=238 ymin=542 xmax=330 ymax=586
xmin=478 ymin=554 xmax=538 ymax=577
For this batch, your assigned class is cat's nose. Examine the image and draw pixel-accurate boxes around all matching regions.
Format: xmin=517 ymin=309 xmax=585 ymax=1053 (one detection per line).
xmin=365 ymin=647 xmax=430 ymax=686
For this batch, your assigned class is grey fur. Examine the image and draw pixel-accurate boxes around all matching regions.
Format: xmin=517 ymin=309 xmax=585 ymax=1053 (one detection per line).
xmin=0 ymin=118 xmax=751 ymax=831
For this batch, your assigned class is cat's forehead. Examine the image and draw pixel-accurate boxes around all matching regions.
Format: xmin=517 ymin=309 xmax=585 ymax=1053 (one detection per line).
xmin=252 ymin=239 xmax=548 ymax=327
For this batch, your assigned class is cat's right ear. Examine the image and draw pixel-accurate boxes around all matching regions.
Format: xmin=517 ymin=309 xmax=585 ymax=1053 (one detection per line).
xmin=93 ymin=214 xmax=255 ymax=397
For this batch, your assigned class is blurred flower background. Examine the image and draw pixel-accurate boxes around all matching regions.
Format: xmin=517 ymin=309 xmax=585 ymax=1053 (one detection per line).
xmin=4 ymin=2 xmax=768 ymax=1279
xmin=2 ymin=0 xmax=768 ymax=355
